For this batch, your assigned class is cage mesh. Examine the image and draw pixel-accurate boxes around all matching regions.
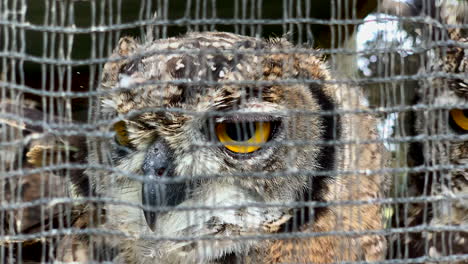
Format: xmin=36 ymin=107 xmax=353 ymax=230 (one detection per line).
xmin=1 ymin=0 xmax=467 ymax=263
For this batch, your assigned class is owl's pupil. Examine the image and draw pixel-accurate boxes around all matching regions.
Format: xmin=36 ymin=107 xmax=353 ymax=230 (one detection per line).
xmin=463 ymin=109 xmax=468 ymax=117
xmin=225 ymin=122 xmax=255 ymax=141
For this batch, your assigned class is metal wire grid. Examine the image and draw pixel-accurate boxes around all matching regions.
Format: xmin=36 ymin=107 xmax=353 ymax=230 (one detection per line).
xmin=0 ymin=0 xmax=467 ymax=263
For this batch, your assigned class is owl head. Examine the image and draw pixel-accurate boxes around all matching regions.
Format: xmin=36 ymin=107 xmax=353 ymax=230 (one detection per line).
xmin=77 ymin=32 xmax=385 ymax=263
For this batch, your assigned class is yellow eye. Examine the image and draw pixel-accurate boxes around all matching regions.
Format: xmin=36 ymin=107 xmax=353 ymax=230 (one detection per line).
xmin=450 ymin=109 xmax=468 ymax=131
xmin=114 ymin=121 xmax=131 ymax=146
xmin=216 ymin=121 xmax=271 ymax=153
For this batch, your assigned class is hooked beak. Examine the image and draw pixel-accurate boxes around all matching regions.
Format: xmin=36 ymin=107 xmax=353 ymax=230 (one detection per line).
xmin=142 ymin=176 xmax=166 ymax=232
xmin=141 ymin=139 xmax=186 ymax=231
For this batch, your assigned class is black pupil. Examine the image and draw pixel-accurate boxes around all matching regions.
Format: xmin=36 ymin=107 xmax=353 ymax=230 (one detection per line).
xmin=463 ymin=109 xmax=468 ymax=117
xmin=225 ymin=122 xmax=256 ymax=141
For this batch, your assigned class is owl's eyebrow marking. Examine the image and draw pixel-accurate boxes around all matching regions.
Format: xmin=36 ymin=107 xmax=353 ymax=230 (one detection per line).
xmin=216 ymin=86 xmax=274 ymax=110
xmin=133 ymin=117 xmax=161 ymax=130
xmin=137 ymin=120 xmax=157 ymax=129
xmin=121 ymin=115 xmax=158 ymax=130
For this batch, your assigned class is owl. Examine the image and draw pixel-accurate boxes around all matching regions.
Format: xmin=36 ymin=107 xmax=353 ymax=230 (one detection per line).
xmin=403 ymin=0 xmax=468 ymax=261
xmin=53 ymin=32 xmax=389 ymax=263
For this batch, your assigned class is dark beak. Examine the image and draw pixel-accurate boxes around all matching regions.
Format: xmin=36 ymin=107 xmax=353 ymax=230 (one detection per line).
xmin=141 ymin=139 xmax=186 ymax=231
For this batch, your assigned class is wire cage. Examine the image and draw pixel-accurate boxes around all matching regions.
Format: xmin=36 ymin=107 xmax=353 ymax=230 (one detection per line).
xmin=0 ymin=0 xmax=467 ymax=263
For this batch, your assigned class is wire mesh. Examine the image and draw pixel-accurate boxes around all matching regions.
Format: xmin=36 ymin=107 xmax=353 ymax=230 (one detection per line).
xmin=0 ymin=0 xmax=467 ymax=263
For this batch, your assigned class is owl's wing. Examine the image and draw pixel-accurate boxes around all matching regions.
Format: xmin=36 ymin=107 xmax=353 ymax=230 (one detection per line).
xmin=0 ymin=99 xmax=88 ymax=262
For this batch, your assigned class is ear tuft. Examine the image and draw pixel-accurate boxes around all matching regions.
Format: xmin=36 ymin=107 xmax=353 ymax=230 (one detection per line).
xmin=116 ymin=37 xmax=138 ymax=56
xmin=101 ymin=37 xmax=139 ymax=89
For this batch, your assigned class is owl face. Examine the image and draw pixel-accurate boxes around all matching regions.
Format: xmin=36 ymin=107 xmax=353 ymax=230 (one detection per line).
xmin=415 ymin=49 xmax=468 ymax=187
xmin=389 ymin=4 xmax=468 ymax=257
xmin=418 ymin=86 xmax=468 ymax=193
xmin=90 ymin=32 xmax=340 ymax=262
xmin=411 ymin=79 xmax=468 ymax=259
xmin=409 ymin=36 xmax=468 ymax=257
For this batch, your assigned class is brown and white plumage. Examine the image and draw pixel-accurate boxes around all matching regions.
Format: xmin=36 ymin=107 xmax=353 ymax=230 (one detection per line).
xmin=404 ymin=0 xmax=468 ymax=261
xmin=59 ymin=32 xmax=389 ymax=263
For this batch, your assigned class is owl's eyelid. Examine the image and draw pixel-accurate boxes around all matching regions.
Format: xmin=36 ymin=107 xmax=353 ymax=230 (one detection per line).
xmin=214 ymin=114 xmax=280 ymax=124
